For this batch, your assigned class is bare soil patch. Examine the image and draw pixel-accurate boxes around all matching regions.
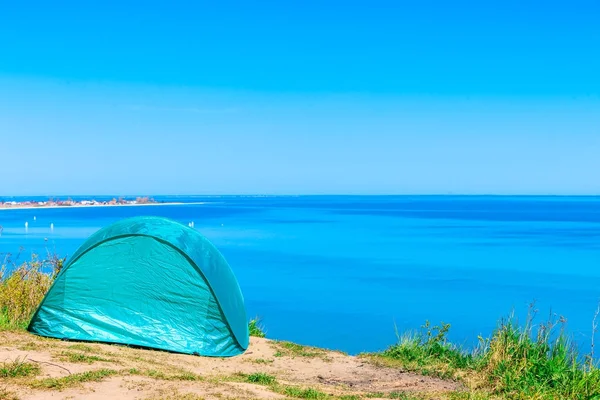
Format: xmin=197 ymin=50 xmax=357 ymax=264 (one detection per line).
xmin=0 ymin=331 xmax=459 ymax=399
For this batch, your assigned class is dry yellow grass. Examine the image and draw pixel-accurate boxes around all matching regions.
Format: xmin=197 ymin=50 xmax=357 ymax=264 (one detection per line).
xmin=0 ymin=254 xmax=64 ymax=329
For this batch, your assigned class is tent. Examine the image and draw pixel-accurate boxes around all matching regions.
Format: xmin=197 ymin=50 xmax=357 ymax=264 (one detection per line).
xmin=28 ymin=216 xmax=249 ymax=357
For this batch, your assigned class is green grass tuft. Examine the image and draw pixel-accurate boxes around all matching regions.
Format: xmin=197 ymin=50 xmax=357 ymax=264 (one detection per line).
xmin=375 ymin=320 xmax=473 ymax=379
xmin=249 ymin=318 xmax=266 ymax=338
xmin=283 ymin=386 xmax=329 ymax=399
xmin=0 ymin=357 xmax=41 ymax=378
xmin=247 ymin=372 xmax=276 ymax=385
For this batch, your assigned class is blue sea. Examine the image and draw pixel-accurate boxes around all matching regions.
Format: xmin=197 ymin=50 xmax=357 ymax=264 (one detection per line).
xmin=1 ymin=195 xmax=599 ymax=355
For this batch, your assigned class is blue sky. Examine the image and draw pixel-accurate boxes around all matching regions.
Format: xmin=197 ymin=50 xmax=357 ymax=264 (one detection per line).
xmin=1 ymin=1 xmax=599 ymax=195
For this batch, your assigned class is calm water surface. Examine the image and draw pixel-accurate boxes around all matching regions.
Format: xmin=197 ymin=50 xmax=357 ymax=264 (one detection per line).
xmin=1 ymin=196 xmax=599 ymax=355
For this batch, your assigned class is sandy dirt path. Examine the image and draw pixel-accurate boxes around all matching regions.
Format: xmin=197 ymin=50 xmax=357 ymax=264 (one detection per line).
xmin=0 ymin=331 xmax=460 ymax=399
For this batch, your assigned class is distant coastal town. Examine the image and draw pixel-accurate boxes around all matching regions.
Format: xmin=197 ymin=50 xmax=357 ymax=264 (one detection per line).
xmin=0 ymin=197 xmax=159 ymax=209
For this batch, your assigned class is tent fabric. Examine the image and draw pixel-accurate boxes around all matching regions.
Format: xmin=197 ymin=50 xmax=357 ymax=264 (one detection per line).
xmin=28 ymin=216 xmax=249 ymax=357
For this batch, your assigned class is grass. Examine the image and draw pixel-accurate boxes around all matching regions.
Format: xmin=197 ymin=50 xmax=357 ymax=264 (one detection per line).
xmin=249 ymin=357 xmax=274 ymax=364
xmin=236 ymin=372 xmax=334 ymax=399
xmin=144 ymin=389 xmax=205 ymax=400
xmin=272 ymin=341 xmax=329 ymax=359
xmin=366 ymin=306 xmax=600 ymax=400
xmin=282 ymin=386 xmax=329 ymax=399
xmin=29 ymin=368 xmax=118 ymax=389
xmin=365 ymin=393 xmax=427 ymax=400
xmin=58 ymin=350 xmax=112 ymax=364
xmin=249 ymin=318 xmax=266 ymax=338
xmin=0 ymin=388 xmax=19 ymax=400
xmin=128 ymin=367 xmax=202 ymax=381
xmin=0 ymin=357 xmax=41 ymax=378
xmin=369 ymin=320 xmax=473 ymax=380
xmin=0 ymin=252 xmax=64 ymax=329
xmin=247 ymin=372 xmax=276 ymax=385
xmin=67 ymin=343 xmax=96 ymax=352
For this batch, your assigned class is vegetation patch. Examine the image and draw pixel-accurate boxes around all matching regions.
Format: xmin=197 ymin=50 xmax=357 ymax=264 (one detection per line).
xmin=365 ymin=307 xmax=600 ymax=400
xmin=0 ymin=253 xmax=64 ymax=330
xmin=67 ymin=343 xmax=96 ymax=352
xmin=365 ymin=321 xmax=472 ymax=380
xmin=232 ymin=372 xmax=337 ymax=399
xmin=379 ymin=392 xmax=433 ymax=400
xmin=58 ymin=350 xmax=112 ymax=364
xmin=29 ymin=368 xmax=118 ymax=389
xmin=249 ymin=318 xmax=266 ymax=338
xmin=364 ymin=393 xmax=427 ymax=400
xmin=144 ymin=390 xmax=205 ymax=400
xmin=249 ymin=357 xmax=274 ymax=364
xmin=128 ymin=367 xmax=202 ymax=381
xmin=282 ymin=386 xmax=330 ymax=399
xmin=18 ymin=341 xmax=45 ymax=351
xmin=0 ymin=357 xmax=41 ymax=378
xmin=246 ymin=372 xmax=277 ymax=385
xmin=0 ymin=388 xmax=19 ymax=400
xmin=272 ymin=341 xmax=329 ymax=360
xmin=445 ymin=392 xmax=495 ymax=400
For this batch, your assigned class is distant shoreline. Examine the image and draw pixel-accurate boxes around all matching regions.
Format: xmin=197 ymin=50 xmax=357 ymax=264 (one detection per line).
xmin=0 ymin=202 xmax=206 ymax=211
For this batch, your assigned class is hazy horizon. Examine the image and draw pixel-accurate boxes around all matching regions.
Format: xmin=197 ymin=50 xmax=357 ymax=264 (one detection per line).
xmin=2 ymin=193 xmax=600 ymax=198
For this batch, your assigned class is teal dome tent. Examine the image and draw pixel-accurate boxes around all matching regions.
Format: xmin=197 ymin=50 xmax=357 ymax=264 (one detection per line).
xmin=28 ymin=216 xmax=249 ymax=357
